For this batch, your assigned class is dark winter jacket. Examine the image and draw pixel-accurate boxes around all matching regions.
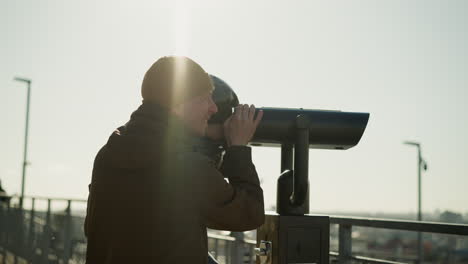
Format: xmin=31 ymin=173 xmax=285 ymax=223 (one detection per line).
xmin=84 ymin=102 xmax=264 ymax=263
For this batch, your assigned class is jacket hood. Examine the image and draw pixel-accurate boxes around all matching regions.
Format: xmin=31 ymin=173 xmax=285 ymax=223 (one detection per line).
xmin=98 ymin=102 xmax=199 ymax=169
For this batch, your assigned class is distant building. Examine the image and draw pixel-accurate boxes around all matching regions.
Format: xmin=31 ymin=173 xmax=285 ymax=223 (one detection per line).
xmin=440 ymin=211 xmax=464 ymax=224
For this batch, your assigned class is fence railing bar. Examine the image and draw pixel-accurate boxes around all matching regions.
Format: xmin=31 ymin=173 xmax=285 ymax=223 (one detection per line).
xmin=329 ymin=251 xmax=409 ymax=264
xmin=207 ymin=233 xmax=236 ymax=241
xmin=243 ymin=238 xmax=256 ymax=245
xmin=5 ymin=194 xmax=87 ymax=203
xmin=350 ymin=254 xmax=409 ymax=264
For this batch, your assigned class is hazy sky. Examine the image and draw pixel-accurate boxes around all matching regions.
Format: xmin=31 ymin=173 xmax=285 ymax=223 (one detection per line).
xmin=1 ymin=0 xmax=467 ymax=215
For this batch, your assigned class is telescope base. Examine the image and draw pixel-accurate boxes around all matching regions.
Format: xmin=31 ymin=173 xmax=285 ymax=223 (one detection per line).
xmin=256 ymin=213 xmax=329 ymax=264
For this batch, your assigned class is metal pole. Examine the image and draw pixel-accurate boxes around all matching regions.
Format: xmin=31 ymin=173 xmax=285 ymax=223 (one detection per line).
xmin=280 ymin=143 xmax=293 ymax=172
xmin=41 ymin=199 xmax=52 ymax=264
xmin=28 ymin=198 xmax=36 ymax=262
xmin=404 ymin=141 xmax=424 ymax=264
xmin=417 ymin=146 xmax=423 ymax=264
xmin=14 ymin=77 xmax=31 ymax=209
xmin=289 ymin=114 xmax=309 ymax=207
xmin=63 ymin=200 xmax=72 ymax=264
xmin=338 ymin=224 xmax=352 ymax=264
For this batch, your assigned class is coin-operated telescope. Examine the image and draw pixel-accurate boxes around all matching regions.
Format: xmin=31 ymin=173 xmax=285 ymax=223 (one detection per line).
xmin=252 ymin=107 xmax=369 ymax=264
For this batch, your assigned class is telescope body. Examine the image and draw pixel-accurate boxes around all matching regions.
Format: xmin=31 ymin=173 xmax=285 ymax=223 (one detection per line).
xmin=251 ymin=107 xmax=369 ymax=150
xmin=253 ymin=107 xmax=369 ymax=264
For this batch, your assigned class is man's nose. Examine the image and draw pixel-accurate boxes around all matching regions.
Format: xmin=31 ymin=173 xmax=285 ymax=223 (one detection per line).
xmin=209 ymin=99 xmax=218 ymax=114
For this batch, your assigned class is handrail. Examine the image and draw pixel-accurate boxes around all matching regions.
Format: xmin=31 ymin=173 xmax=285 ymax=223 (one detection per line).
xmin=330 ymin=252 xmax=409 ymax=264
xmin=330 ymin=215 xmax=468 ymax=235
xmin=3 ymin=196 xmax=468 ymax=263
xmin=330 ymin=215 xmax=468 ymax=264
xmin=7 ymin=194 xmax=87 ymax=203
xmin=243 ymin=238 xmax=256 ymax=245
xmin=207 ymin=233 xmax=236 ymax=241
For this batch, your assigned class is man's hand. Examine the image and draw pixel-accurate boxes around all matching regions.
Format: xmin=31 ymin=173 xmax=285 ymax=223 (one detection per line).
xmin=224 ymin=104 xmax=263 ymax=147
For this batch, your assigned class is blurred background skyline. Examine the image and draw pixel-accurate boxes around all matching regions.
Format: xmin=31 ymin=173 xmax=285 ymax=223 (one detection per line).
xmin=1 ymin=0 xmax=467 ymax=215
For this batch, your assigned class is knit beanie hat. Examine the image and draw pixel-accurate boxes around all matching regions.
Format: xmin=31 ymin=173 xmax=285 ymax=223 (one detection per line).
xmin=141 ymin=56 xmax=214 ymax=108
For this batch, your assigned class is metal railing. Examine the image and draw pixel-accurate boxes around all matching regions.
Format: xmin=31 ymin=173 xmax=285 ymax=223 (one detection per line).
xmin=207 ymin=233 xmax=256 ymax=264
xmin=329 ymin=215 xmax=468 ymax=264
xmin=0 ymin=195 xmax=256 ymax=264
xmin=0 ymin=195 xmax=88 ymax=264
xmin=2 ymin=194 xmax=468 ymax=264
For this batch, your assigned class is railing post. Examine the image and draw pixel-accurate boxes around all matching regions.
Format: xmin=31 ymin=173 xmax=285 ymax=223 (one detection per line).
xmin=3 ymin=200 xmax=11 ymax=264
xmin=231 ymin=232 xmax=244 ymax=264
xmin=0 ymin=201 xmax=4 ymax=252
xmin=63 ymin=200 xmax=72 ymax=264
xmin=27 ymin=198 xmax=36 ymax=262
xmin=0 ymin=199 xmax=7 ymax=264
xmin=248 ymin=243 xmax=254 ymax=264
xmin=224 ymin=241 xmax=230 ymax=264
xmin=40 ymin=199 xmax=52 ymax=264
xmin=14 ymin=202 xmax=23 ymax=264
xmin=214 ymin=238 xmax=219 ymax=259
xmin=338 ymin=224 xmax=352 ymax=264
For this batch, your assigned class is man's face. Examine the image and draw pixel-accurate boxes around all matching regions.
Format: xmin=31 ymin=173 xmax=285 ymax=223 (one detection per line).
xmin=172 ymin=92 xmax=218 ymax=136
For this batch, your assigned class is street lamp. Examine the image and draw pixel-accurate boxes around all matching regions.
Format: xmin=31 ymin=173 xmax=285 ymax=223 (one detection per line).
xmin=403 ymin=141 xmax=428 ymax=264
xmin=14 ymin=77 xmax=32 ymax=209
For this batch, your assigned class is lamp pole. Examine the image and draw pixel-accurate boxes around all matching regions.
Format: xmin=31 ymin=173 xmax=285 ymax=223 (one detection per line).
xmin=404 ymin=141 xmax=427 ymax=264
xmin=14 ymin=77 xmax=31 ymax=209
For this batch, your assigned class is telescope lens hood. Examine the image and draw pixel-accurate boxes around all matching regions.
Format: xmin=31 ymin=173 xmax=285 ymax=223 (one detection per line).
xmin=209 ymin=75 xmax=239 ymax=124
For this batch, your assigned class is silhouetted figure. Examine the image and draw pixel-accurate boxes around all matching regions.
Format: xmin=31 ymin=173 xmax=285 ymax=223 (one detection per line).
xmin=0 ymin=179 xmax=8 ymax=203
xmin=84 ymin=56 xmax=264 ymax=264
xmin=0 ymin=180 xmax=5 ymax=192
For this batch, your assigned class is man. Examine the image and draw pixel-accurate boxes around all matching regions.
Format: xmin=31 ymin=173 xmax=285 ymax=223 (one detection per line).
xmin=84 ymin=56 xmax=264 ymax=263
